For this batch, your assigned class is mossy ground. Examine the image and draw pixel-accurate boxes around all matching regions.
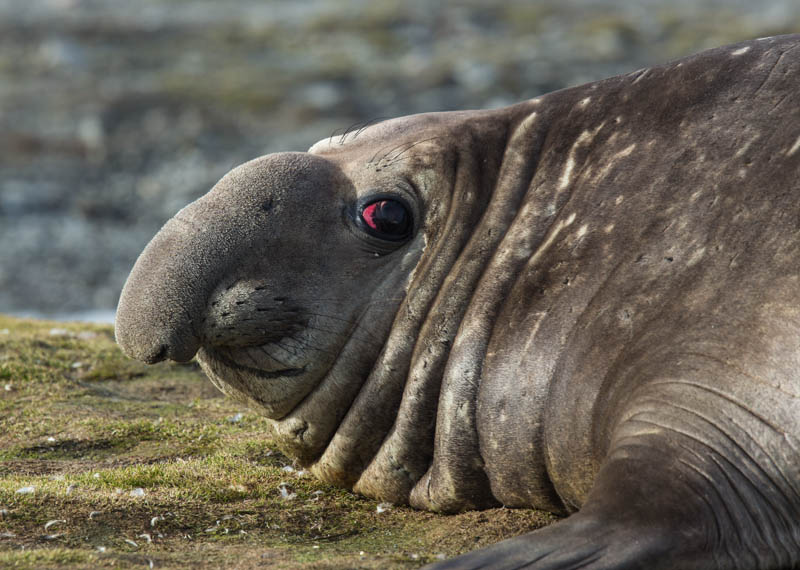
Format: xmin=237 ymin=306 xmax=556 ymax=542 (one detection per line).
xmin=0 ymin=315 xmax=556 ymax=569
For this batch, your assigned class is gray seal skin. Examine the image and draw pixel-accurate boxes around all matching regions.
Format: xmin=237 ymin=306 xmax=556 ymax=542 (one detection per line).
xmin=116 ymin=35 xmax=800 ymax=569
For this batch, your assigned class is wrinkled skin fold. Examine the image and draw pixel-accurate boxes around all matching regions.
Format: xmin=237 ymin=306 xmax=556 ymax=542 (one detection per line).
xmin=116 ymin=36 xmax=800 ymax=569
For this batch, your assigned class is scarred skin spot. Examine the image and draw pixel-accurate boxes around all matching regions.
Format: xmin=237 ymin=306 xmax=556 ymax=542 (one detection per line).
xmin=787 ymin=134 xmax=800 ymax=156
xmin=117 ymin=36 xmax=800 ymax=570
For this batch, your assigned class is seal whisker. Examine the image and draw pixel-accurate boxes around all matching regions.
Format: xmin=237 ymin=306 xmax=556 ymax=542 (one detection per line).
xmin=272 ymin=337 xmax=307 ymax=358
xmin=368 ymin=144 xmax=387 ymax=165
xmin=297 ymin=322 xmax=383 ymax=352
xmin=339 ymin=121 xmax=363 ymax=146
xmin=304 ymin=309 xmax=404 ymax=346
xmin=385 ymin=137 xmax=440 ymax=164
xmin=375 ymin=140 xmax=419 ymax=166
xmin=303 ymin=322 xmax=384 ymax=351
xmin=272 ymin=336 xmax=375 ymax=369
xmin=257 ymin=345 xmax=293 ymax=368
xmin=306 ymin=296 xmax=405 ymax=304
xmin=379 ymin=140 xmax=418 ymax=161
xmin=338 ymin=118 xmax=389 ymax=145
xmin=242 ymin=348 xmax=264 ymax=369
xmin=329 ymin=127 xmax=342 ymax=147
xmin=353 ymin=117 xmax=389 ymax=140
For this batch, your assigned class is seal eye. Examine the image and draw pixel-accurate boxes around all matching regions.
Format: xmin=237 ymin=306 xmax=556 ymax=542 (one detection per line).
xmin=359 ymin=199 xmax=411 ymax=241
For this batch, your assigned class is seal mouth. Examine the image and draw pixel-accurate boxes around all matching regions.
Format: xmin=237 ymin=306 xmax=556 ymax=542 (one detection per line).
xmin=198 ymin=347 xmax=307 ymax=380
xmin=196 ymin=344 xmax=324 ymax=419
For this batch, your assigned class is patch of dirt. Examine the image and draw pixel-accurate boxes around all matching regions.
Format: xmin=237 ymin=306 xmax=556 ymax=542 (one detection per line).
xmin=0 ymin=456 xmax=173 ymax=477
xmin=92 ymin=375 xmax=224 ymax=403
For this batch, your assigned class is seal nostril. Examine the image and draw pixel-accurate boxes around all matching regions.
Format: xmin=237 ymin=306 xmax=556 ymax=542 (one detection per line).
xmin=146 ymin=344 xmax=169 ymax=364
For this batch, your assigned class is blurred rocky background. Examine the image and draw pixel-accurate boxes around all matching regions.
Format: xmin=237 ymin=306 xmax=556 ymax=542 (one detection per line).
xmin=2 ymin=0 xmax=799 ymax=321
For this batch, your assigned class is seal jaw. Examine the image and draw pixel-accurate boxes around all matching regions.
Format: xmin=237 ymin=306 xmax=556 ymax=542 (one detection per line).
xmin=199 ymin=347 xmax=307 ymax=379
xmin=195 ymin=346 xmax=326 ymax=419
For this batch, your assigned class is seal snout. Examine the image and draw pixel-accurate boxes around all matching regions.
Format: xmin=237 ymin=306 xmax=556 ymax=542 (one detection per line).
xmin=116 ymin=150 xmax=337 ymax=368
xmin=119 ymin=330 xmax=200 ymax=365
xmin=141 ymin=343 xmax=169 ymax=365
xmin=115 ymin=288 xmax=203 ymax=365
xmin=114 ymin=202 xmax=215 ymax=366
xmin=132 ymin=340 xmax=193 ymax=365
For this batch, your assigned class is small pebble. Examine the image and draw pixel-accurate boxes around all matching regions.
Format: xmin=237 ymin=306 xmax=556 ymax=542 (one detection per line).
xmin=15 ymin=486 xmax=34 ymax=495
xmin=281 ymin=465 xmax=295 ymax=473
xmin=44 ymin=533 xmax=64 ymax=540
xmin=130 ymin=487 xmax=145 ymax=497
xmin=376 ymin=502 xmax=392 ymax=513
xmin=47 ymin=436 xmax=56 ymax=443
xmin=44 ymin=519 xmax=66 ymax=530
xmin=137 ymin=533 xmax=152 ymax=543
xmin=97 ymin=546 xmax=106 ymax=553
xmin=0 ymin=532 xmax=16 ymax=538
xmin=124 ymin=538 xmax=138 ymax=548
xmin=49 ymin=328 xmax=69 ymax=336
xmin=89 ymin=511 xmax=101 ymax=520
xmin=228 ymin=412 xmax=244 ymax=423
xmin=0 ymin=508 xmax=8 ymax=518
xmin=93 ymin=473 xmax=100 ymax=479
xmin=3 ymin=383 xmax=11 ymax=391
xmin=150 ymin=515 xmax=163 ymax=527
xmin=278 ymin=485 xmax=296 ymax=500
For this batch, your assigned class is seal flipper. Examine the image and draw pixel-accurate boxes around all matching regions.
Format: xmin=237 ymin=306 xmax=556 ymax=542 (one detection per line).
xmin=426 ymin=377 xmax=800 ymax=570
xmin=422 ymin=452 xmax=698 ymax=570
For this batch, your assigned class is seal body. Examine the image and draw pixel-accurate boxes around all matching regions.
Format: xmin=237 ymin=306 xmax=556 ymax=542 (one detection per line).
xmin=116 ymin=36 xmax=800 ymax=569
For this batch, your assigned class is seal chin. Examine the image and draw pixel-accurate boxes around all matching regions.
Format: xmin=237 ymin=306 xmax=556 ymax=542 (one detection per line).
xmin=196 ymin=346 xmax=322 ymax=419
xmin=200 ymin=346 xmax=307 ymax=379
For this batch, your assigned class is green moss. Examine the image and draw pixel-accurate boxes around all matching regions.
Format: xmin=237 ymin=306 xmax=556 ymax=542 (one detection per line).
xmin=0 ymin=315 xmax=555 ymax=568
xmin=0 ymin=549 xmax=99 ymax=568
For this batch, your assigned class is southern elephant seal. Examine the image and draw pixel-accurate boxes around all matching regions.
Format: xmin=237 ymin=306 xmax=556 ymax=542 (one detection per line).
xmin=116 ymin=36 xmax=800 ymax=569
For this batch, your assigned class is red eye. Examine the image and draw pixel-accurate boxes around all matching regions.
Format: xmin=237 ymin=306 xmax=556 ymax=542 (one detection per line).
xmin=359 ymin=199 xmax=411 ymax=240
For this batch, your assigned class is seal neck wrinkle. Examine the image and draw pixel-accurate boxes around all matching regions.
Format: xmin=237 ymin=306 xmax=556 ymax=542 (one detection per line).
xmin=409 ymin=103 xmax=568 ymax=512
xmin=315 ymin=107 xmax=557 ymax=509
xmin=296 ymin=112 xmax=509 ymax=499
